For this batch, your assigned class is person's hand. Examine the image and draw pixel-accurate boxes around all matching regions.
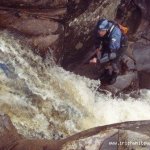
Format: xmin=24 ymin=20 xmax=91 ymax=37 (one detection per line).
xmin=96 ymin=48 xmax=100 ymax=53
xmin=96 ymin=48 xmax=101 ymax=58
xmin=89 ymin=57 xmax=97 ymax=64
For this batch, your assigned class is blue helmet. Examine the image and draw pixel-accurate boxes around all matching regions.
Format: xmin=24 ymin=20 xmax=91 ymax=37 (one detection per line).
xmin=98 ymin=19 xmax=109 ymax=31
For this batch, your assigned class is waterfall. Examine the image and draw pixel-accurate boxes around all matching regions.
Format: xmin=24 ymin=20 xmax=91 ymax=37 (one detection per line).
xmin=0 ymin=31 xmax=150 ymax=140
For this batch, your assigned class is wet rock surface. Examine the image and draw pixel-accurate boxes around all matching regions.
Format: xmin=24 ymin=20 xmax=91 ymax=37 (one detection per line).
xmin=131 ymin=0 xmax=150 ymax=89
xmin=0 ymin=6 xmax=65 ymax=62
xmin=133 ymin=45 xmax=150 ymax=89
xmin=1 ymin=112 xmax=150 ymax=150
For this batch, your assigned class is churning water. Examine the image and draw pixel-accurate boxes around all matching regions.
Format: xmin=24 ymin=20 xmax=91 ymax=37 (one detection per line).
xmin=0 ymin=31 xmax=150 ymax=139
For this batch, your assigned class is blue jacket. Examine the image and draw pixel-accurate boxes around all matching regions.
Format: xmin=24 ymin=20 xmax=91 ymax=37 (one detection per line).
xmin=95 ymin=21 xmax=122 ymax=53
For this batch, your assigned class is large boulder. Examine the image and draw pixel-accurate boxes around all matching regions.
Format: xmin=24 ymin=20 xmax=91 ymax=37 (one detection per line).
xmin=131 ymin=0 xmax=150 ymax=89
xmin=0 ymin=7 xmax=65 ymax=62
xmin=133 ymin=44 xmax=150 ymax=89
xmin=105 ymin=72 xmax=138 ymax=94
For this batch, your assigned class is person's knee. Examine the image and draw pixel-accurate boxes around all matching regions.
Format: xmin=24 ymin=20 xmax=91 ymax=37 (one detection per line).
xmin=99 ymin=53 xmax=109 ymax=63
xmin=112 ymin=63 xmax=119 ymax=74
xmin=109 ymin=52 xmax=117 ymax=60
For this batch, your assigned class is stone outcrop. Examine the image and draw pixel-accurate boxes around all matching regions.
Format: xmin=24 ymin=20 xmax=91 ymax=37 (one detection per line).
xmin=132 ymin=0 xmax=150 ymax=89
xmin=108 ymin=0 xmax=150 ymax=91
xmin=0 ymin=0 xmax=68 ymax=9
xmin=0 ymin=0 xmax=95 ymax=63
xmin=133 ymin=45 xmax=150 ymax=89
xmin=0 ymin=6 xmax=65 ymax=62
xmin=1 ymin=112 xmax=150 ymax=150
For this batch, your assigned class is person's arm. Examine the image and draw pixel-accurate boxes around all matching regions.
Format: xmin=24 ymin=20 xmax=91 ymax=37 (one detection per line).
xmin=89 ymin=48 xmax=102 ymax=64
xmin=96 ymin=28 xmax=121 ymax=64
xmin=89 ymin=32 xmax=102 ymax=64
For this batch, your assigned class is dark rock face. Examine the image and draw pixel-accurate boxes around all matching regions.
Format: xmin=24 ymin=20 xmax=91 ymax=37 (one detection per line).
xmin=134 ymin=0 xmax=150 ymax=19
xmin=133 ymin=45 xmax=150 ymax=89
xmin=138 ymin=72 xmax=150 ymax=89
xmin=0 ymin=0 xmax=68 ymax=9
xmin=131 ymin=0 xmax=150 ymax=89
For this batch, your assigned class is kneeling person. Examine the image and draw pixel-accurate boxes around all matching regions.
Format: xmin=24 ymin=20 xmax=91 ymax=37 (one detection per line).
xmin=90 ymin=19 xmax=123 ymax=84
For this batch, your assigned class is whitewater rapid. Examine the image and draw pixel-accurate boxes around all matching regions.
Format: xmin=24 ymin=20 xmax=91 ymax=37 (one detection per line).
xmin=0 ymin=31 xmax=150 ymax=139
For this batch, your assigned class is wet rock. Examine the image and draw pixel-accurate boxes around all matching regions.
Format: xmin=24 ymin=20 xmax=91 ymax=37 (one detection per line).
xmin=122 ymin=42 xmax=136 ymax=72
xmin=63 ymin=129 xmax=150 ymax=150
xmin=133 ymin=45 xmax=150 ymax=72
xmin=124 ymin=57 xmax=135 ymax=71
xmin=12 ymin=19 xmax=60 ymax=36
xmin=0 ymin=7 xmax=65 ymax=63
xmin=138 ymin=72 xmax=150 ymax=89
xmin=105 ymin=72 xmax=138 ymax=93
xmin=62 ymin=129 xmax=118 ymax=150
xmin=0 ymin=112 xmax=21 ymax=150
xmin=62 ymin=120 xmax=150 ymax=150
xmin=133 ymin=45 xmax=150 ymax=89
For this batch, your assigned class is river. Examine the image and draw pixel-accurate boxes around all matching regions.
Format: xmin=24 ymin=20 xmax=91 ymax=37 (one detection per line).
xmin=0 ymin=31 xmax=150 ymax=140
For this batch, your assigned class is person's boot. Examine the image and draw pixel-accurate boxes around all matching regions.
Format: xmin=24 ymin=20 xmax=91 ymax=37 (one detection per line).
xmin=109 ymin=71 xmax=118 ymax=85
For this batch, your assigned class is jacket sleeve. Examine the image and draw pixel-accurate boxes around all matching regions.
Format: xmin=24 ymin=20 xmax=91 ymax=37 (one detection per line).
xmin=94 ymin=36 xmax=101 ymax=49
xmin=109 ymin=27 xmax=122 ymax=53
xmin=93 ymin=27 xmax=102 ymax=49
